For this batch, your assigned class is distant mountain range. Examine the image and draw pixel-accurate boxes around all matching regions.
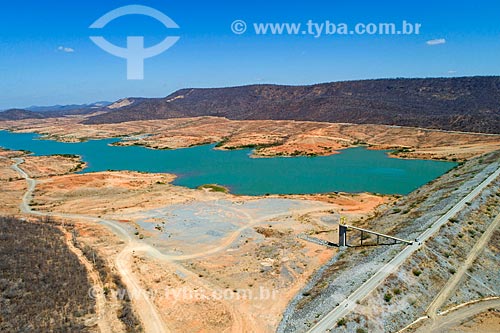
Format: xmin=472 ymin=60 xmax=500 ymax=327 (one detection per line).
xmin=0 ymin=109 xmax=45 ymax=121
xmin=1 ymin=77 xmax=499 ymax=133
xmin=0 ymin=102 xmax=111 ymax=121
xmin=25 ymin=102 xmax=111 ymax=112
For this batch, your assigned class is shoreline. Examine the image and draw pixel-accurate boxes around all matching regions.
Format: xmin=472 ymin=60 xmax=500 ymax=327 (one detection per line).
xmin=0 ymin=126 xmax=475 ymax=163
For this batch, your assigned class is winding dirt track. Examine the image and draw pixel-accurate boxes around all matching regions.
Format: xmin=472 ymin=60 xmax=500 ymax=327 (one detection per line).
xmin=62 ymin=229 xmax=116 ymax=333
xmin=11 ymin=157 xmax=333 ymax=333
xmin=12 ymin=158 xmax=170 ymax=333
xmin=417 ymin=298 xmax=500 ymax=332
xmin=426 ymin=213 xmax=500 ymax=320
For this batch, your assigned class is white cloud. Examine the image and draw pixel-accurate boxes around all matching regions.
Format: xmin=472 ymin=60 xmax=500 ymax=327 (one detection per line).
xmin=448 ymin=70 xmax=457 ymax=74
xmin=426 ymin=38 xmax=446 ymax=46
xmin=57 ymin=46 xmax=75 ymax=53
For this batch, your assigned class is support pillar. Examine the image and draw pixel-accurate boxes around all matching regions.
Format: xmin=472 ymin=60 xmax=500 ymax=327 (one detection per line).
xmin=339 ymin=225 xmax=348 ymax=247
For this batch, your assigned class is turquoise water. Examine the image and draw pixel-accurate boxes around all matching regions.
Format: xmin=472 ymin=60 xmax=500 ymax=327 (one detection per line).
xmin=0 ymin=130 xmax=457 ymax=195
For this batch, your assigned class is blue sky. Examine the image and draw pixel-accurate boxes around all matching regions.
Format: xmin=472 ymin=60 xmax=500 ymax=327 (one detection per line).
xmin=1 ymin=0 xmax=500 ymax=109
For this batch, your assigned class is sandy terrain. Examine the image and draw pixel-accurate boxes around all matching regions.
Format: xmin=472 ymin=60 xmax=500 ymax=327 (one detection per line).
xmin=0 ymin=150 xmax=28 ymax=214
xmin=1 ymin=116 xmax=499 ymax=161
xmin=0 ymin=157 xmax=22 ymax=181
xmin=450 ymin=307 xmax=500 ymax=332
xmin=26 ymin=170 xmax=391 ymax=332
xmin=0 ymin=151 xmax=88 ymax=215
xmin=31 ymin=171 xmax=207 ymax=216
xmin=0 ymin=148 xmax=26 ymax=158
xmin=21 ymin=155 xmax=85 ymax=178
xmin=0 ymin=149 xmax=393 ymax=332
xmin=0 ymin=179 xmax=26 ymax=215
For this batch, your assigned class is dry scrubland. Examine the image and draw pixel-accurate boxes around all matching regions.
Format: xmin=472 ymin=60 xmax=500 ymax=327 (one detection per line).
xmin=0 ymin=151 xmax=143 ymax=332
xmin=74 ymin=233 xmax=142 ymax=333
xmin=0 ymin=216 xmax=95 ymax=332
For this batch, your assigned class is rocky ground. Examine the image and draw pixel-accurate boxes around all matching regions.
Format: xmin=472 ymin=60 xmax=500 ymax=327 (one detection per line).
xmin=341 ymin=176 xmax=499 ymax=332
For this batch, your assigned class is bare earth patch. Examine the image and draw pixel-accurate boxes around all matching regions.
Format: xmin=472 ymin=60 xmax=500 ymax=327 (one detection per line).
xmin=1 ymin=116 xmax=499 ymax=160
xmin=21 ymin=166 xmax=389 ymax=332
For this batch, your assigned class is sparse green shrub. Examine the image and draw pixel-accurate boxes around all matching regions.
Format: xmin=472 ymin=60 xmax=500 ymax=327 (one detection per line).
xmin=337 ymin=318 xmax=346 ymax=326
xmin=197 ymin=184 xmax=228 ymax=193
xmin=412 ymin=268 xmax=422 ymax=277
xmin=384 ymin=292 xmax=393 ymax=302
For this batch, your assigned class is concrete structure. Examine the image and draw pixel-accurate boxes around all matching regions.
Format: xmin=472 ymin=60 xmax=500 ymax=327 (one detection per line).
xmin=339 ymin=224 xmax=348 ymax=247
xmin=339 ymin=223 xmax=412 ymax=247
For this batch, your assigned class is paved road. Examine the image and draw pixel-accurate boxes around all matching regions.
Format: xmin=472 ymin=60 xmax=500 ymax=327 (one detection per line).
xmin=308 ymin=164 xmax=500 ymax=332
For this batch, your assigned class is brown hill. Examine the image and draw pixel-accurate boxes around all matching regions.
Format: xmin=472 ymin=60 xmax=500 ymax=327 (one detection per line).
xmin=0 ymin=109 xmax=45 ymax=121
xmin=83 ymin=77 xmax=500 ymax=134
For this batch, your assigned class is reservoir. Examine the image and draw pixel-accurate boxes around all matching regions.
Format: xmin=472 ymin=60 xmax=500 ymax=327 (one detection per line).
xmin=0 ymin=130 xmax=457 ymax=195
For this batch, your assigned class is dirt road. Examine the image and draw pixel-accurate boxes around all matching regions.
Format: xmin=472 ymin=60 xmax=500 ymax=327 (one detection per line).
xmin=426 ymin=213 xmax=500 ymax=320
xmin=12 ymin=158 xmax=170 ymax=333
xmin=417 ymin=298 xmax=500 ymax=332
xmin=11 ymin=157 xmax=334 ymax=333
xmin=62 ymin=228 xmax=123 ymax=333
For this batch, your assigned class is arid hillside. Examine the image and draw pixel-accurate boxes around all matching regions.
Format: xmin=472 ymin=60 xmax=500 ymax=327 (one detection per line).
xmin=1 ymin=76 xmax=499 ymax=133
xmin=82 ymin=76 xmax=500 ymax=133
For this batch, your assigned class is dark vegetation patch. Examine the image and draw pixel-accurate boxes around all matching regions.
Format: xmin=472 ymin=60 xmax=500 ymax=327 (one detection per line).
xmin=0 ymin=216 xmax=94 ymax=332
